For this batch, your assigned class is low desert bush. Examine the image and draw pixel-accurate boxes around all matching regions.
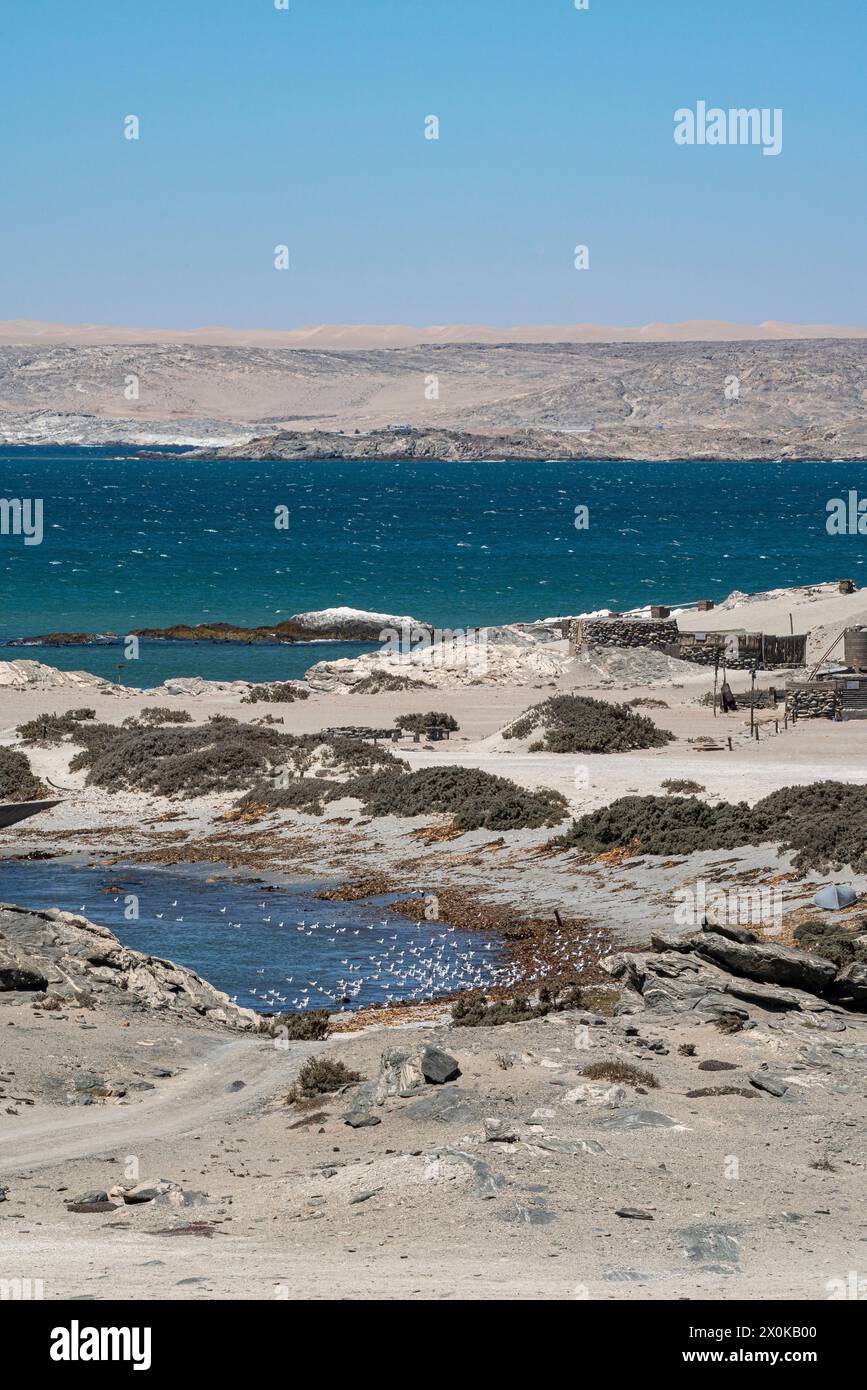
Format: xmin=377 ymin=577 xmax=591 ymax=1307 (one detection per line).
xmin=352 ymin=671 xmax=426 ymax=693
xmin=505 ymin=694 xmax=674 ymax=754
xmin=0 ymin=746 xmax=44 ymax=800
xmin=286 ymin=1056 xmax=363 ymax=1102
xmin=581 ymin=1060 xmax=658 ymax=1089
xmin=347 ymin=765 xmax=568 ymax=832
xmin=16 ymin=709 xmax=96 ymax=742
xmin=264 ymin=1008 xmax=331 ymax=1041
xmin=555 ymin=794 xmax=761 ymax=857
xmin=452 ymin=984 xmax=584 ymax=1028
xmin=125 ymin=707 xmax=193 ymax=726
xmin=240 ymin=683 xmax=310 ymax=704
xmin=394 ymin=711 xmax=460 ymax=734
xmin=792 ymin=919 xmax=867 ymax=967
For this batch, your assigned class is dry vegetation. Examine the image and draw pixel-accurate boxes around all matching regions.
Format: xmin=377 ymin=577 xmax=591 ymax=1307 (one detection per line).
xmin=286 ymin=1056 xmax=363 ymax=1102
xmin=0 ymin=746 xmax=45 ymax=800
xmin=505 ymin=694 xmax=675 ymax=754
xmin=556 ymin=782 xmax=867 ymax=873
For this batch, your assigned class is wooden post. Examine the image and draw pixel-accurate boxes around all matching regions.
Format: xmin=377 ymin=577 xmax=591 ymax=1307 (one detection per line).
xmin=750 ymin=665 xmax=756 ymax=737
xmin=713 ymin=651 xmax=719 ymax=717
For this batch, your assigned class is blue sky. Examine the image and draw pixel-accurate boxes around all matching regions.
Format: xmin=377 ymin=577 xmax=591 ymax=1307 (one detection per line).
xmin=1 ymin=0 xmax=864 ymax=328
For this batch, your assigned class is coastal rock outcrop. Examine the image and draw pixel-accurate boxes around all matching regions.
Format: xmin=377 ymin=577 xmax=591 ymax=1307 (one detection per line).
xmin=0 ymin=902 xmax=257 ymax=1029
xmin=602 ymin=927 xmax=864 ymax=1016
xmin=0 ymin=660 xmax=122 ymax=692
xmin=7 ymin=607 xmax=428 ymax=649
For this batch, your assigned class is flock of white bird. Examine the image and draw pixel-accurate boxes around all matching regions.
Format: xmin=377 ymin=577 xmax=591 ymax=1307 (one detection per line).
xmin=106 ymin=889 xmax=606 ymax=1012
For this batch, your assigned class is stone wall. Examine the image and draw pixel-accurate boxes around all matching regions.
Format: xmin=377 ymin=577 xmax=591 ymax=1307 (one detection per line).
xmin=786 ymin=684 xmax=841 ymax=719
xmin=569 ymin=618 xmax=679 ymax=652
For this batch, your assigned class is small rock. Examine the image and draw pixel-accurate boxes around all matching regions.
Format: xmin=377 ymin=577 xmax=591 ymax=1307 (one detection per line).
xmin=483 ymin=1118 xmax=517 ymax=1143
xmin=122 ymin=1181 xmax=172 ymax=1204
xmin=749 ymin=1073 xmax=789 ymax=1097
xmin=562 ymin=1083 xmax=626 ymax=1108
xmin=616 ymin=1207 xmax=654 ymax=1220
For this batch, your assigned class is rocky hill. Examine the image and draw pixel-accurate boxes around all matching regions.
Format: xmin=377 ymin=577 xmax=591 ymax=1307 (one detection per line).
xmin=2 ymin=338 xmax=866 ymax=458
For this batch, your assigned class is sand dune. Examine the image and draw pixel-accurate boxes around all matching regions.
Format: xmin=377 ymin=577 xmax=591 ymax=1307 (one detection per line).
xmin=2 ymin=317 xmax=867 ymax=349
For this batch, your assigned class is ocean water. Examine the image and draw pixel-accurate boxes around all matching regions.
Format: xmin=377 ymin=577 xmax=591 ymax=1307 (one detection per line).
xmin=2 ymin=446 xmax=866 ymax=685
xmin=0 ymin=860 xmax=508 ymax=1012
xmin=6 ymin=639 xmax=377 ymax=688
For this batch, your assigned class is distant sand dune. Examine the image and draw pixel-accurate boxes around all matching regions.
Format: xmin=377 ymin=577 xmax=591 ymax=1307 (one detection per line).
xmin=2 ymin=318 xmax=867 ymax=349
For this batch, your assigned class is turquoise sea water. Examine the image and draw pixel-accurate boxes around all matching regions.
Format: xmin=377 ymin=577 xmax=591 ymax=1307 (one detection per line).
xmin=2 ymin=446 xmax=866 ymax=685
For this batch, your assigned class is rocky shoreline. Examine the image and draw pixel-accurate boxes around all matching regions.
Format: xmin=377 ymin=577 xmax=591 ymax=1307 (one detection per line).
xmin=4 ymin=606 xmax=427 ymax=648
xmin=147 ymin=421 xmax=867 ymax=463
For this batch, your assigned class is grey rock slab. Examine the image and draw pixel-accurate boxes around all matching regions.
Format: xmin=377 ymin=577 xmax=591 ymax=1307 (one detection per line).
xmin=678 ymin=1223 xmax=741 ymax=1270
xmin=831 ymin=962 xmax=867 ymax=1006
xmin=530 ymin=1137 xmax=604 ymax=1157
xmin=349 ymin=1187 xmax=383 ymax=1205
xmin=599 ymin=1108 xmax=688 ymax=1131
xmin=749 ymin=1072 xmax=789 ymax=1097
xmin=692 ymin=933 xmax=837 ymax=996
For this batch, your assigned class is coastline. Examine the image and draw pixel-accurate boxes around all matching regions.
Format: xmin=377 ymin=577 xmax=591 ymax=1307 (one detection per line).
xmin=3 ymin=573 xmax=867 ymax=1300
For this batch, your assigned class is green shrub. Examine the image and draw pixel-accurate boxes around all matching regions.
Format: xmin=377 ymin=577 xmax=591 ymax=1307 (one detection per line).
xmin=240 ymin=683 xmax=310 ymax=704
xmin=16 ymin=709 xmax=96 ymax=742
xmin=504 ymin=694 xmax=674 ymax=754
xmin=451 ymin=984 xmax=584 ymax=1028
xmin=581 ymin=1060 xmax=658 ymax=1088
xmin=264 ymin=1008 xmax=331 ymax=1041
xmin=287 ymin=1056 xmax=363 ymax=1102
xmin=352 ymin=671 xmax=426 ymax=693
xmin=555 ymin=794 xmax=763 ymax=857
xmin=348 ymin=765 xmax=568 ymax=831
xmin=792 ymin=919 xmax=867 ymax=967
xmin=0 ymin=746 xmax=44 ymax=800
xmin=394 ymin=711 xmax=460 ymax=733
xmin=125 ymin=707 xmax=193 ymax=726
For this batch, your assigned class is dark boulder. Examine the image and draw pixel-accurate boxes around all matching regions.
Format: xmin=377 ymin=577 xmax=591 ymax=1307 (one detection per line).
xmin=0 ymin=952 xmax=48 ymax=992
xmin=420 ymin=1046 xmax=461 ymax=1085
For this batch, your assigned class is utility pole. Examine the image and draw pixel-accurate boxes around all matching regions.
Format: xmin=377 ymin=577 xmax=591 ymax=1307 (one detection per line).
xmin=750 ymin=664 xmax=757 ymax=738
